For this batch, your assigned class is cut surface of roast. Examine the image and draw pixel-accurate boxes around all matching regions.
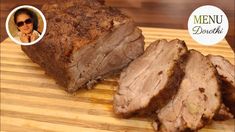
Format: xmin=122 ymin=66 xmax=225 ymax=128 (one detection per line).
xmin=207 ymin=54 xmax=235 ymax=116
xmin=155 ymin=50 xmax=221 ymax=132
xmin=21 ymin=0 xmax=144 ymax=92
xmin=113 ymin=39 xmax=188 ymax=117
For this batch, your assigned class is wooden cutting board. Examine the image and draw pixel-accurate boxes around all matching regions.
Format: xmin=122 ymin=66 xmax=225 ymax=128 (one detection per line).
xmin=1 ymin=27 xmax=234 ymax=132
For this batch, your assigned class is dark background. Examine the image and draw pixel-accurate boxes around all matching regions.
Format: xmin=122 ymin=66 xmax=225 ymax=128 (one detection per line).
xmin=1 ymin=0 xmax=234 ymax=51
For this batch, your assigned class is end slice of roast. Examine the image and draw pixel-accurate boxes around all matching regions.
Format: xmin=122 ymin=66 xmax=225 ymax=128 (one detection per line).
xmin=21 ymin=0 xmax=144 ymax=92
xmin=207 ymin=54 xmax=235 ymax=116
xmin=155 ymin=50 xmax=221 ymax=132
xmin=113 ymin=39 xmax=188 ymax=117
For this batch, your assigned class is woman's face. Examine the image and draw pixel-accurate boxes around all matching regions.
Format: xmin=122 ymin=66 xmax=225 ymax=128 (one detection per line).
xmin=16 ymin=13 xmax=33 ymax=34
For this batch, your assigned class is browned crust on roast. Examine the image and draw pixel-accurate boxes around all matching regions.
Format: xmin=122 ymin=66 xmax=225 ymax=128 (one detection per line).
xmin=41 ymin=0 xmax=131 ymax=62
xmin=21 ymin=0 xmax=144 ymax=92
xmin=220 ymin=80 xmax=235 ymax=116
xmin=21 ymin=43 xmax=70 ymax=89
xmin=213 ymin=104 xmax=234 ymax=121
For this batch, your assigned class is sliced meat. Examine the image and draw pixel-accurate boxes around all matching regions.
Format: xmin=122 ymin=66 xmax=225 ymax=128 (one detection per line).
xmin=213 ymin=104 xmax=233 ymax=121
xmin=207 ymin=55 xmax=235 ymax=116
xmin=21 ymin=0 xmax=144 ymax=92
xmin=113 ymin=39 xmax=188 ymax=117
xmin=155 ymin=50 xmax=221 ymax=132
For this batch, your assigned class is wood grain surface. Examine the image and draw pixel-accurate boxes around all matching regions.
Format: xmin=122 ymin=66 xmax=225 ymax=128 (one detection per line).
xmin=1 ymin=0 xmax=234 ymax=51
xmin=0 ymin=27 xmax=235 ymax=132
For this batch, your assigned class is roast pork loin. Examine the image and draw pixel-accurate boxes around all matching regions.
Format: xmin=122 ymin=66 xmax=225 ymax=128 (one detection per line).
xmin=154 ymin=50 xmax=221 ymax=132
xmin=21 ymin=0 xmax=144 ymax=92
xmin=113 ymin=39 xmax=188 ymax=117
xmin=207 ymin=55 xmax=235 ymax=116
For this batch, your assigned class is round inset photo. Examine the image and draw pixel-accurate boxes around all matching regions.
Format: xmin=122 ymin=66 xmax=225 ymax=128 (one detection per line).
xmin=6 ymin=5 xmax=47 ymax=45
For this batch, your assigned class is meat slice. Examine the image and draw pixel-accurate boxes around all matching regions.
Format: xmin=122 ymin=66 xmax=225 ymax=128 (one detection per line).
xmin=207 ymin=55 xmax=235 ymax=116
xmin=213 ymin=104 xmax=233 ymax=121
xmin=21 ymin=0 xmax=144 ymax=92
xmin=113 ymin=39 xmax=188 ymax=117
xmin=155 ymin=50 xmax=221 ymax=132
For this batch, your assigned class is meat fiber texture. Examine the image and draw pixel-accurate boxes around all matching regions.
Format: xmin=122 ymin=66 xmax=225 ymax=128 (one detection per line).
xmin=154 ymin=50 xmax=221 ymax=132
xmin=21 ymin=0 xmax=144 ymax=92
xmin=113 ymin=39 xmax=188 ymax=117
xmin=207 ymin=55 xmax=235 ymax=116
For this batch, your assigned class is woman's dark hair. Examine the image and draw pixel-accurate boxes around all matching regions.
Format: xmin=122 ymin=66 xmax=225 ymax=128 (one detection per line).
xmin=14 ymin=8 xmax=39 ymax=31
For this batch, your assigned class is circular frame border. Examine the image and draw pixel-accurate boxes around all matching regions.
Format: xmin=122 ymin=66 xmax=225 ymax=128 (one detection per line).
xmin=5 ymin=5 xmax=47 ymax=45
xmin=187 ymin=5 xmax=229 ymax=46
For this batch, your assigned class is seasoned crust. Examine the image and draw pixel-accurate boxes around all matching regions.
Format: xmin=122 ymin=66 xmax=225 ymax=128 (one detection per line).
xmin=213 ymin=103 xmax=233 ymax=121
xmin=40 ymin=0 xmax=131 ymax=62
xmin=21 ymin=0 xmax=144 ymax=92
